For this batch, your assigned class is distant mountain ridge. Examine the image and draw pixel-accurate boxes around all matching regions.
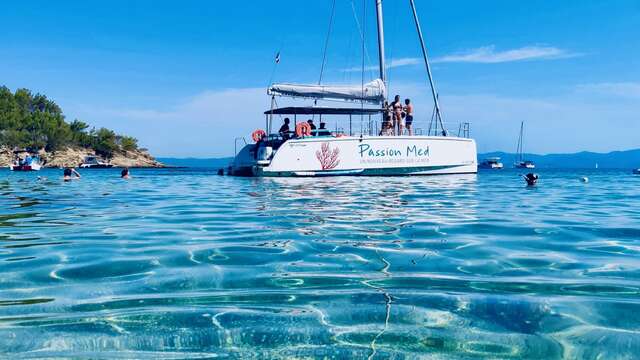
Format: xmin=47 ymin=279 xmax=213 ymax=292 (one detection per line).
xmin=480 ymin=149 xmax=640 ymax=169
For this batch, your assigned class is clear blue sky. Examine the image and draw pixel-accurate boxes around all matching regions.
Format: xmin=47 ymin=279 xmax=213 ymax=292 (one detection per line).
xmin=1 ymin=0 xmax=638 ymax=157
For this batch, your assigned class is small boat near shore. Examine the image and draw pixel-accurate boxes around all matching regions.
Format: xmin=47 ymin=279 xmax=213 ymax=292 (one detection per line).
xmin=79 ymin=155 xmax=113 ymax=169
xmin=228 ymin=0 xmax=477 ymax=177
xmin=9 ymin=150 xmax=42 ymax=171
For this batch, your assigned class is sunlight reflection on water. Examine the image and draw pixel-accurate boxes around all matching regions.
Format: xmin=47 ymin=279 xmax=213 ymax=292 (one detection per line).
xmin=0 ymin=168 xmax=639 ymax=359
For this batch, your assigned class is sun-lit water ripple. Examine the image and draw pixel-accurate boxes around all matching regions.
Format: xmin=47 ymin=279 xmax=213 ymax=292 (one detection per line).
xmin=1 ymin=168 xmax=639 ymax=359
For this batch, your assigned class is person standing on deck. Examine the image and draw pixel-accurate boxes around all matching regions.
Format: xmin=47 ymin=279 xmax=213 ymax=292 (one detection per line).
xmin=379 ymin=101 xmax=393 ymax=136
xmin=391 ymin=95 xmax=404 ymax=135
xmin=404 ymin=99 xmax=414 ymax=136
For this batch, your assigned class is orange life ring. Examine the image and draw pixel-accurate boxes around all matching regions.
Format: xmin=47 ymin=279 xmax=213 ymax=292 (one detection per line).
xmin=295 ymin=122 xmax=312 ymax=137
xmin=251 ymin=129 xmax=266 ymax=142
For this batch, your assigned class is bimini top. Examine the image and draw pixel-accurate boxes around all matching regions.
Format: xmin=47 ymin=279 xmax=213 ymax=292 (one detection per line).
xmin=264 ymin=107 xmax=384 ymax=116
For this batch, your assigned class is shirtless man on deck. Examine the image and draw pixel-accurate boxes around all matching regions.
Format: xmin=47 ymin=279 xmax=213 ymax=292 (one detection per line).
xmin=404 ymin=98 xmax=414 ymax=136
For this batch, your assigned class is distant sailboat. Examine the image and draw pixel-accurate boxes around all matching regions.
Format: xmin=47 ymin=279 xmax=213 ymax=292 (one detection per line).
xmin=514 ymin=121 xmax=535 ymax=169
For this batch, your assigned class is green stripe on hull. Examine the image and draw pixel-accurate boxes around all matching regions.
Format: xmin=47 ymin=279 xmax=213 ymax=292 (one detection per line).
xmin=259 ymin=165 xmax=473 ymax=177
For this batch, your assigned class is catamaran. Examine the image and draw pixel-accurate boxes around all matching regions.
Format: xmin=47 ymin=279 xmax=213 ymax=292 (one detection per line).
xmin=514 ymin=121 xmax=535 ymax=169
xmin=228 ymin=0 xmax=477 ymax=177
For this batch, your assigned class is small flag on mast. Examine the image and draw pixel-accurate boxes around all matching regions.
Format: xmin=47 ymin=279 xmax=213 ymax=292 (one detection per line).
xmin=275 ymin=51 xmax=281 ymax=64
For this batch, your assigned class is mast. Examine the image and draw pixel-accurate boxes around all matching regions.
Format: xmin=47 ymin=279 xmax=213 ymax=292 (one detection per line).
xmin=518 ymin=121 xmax=524 ymax=162
xmin=409 ymin=0 xmax=446 ymax=135
xmin=375 ymin=0 xmax=387 ymax=87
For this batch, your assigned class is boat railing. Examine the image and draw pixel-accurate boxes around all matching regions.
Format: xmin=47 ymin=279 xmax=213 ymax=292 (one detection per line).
xmin=264 ymin=122 xmax=470 ymax=140
xmin=355 ymin=120 xmax=471 ymax=138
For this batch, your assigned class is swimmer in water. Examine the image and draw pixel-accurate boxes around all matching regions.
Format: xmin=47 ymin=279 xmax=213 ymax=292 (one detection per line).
xmin=121 ymin=167 xmax=131 ymax=179
xmin=523 ymin=173 xmax=539 ymax=186
xmin=63 ymin=167 xmax=81 ymax=181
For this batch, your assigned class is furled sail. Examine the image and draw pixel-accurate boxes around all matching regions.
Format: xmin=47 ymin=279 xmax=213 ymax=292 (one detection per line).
xmin=268 ymin=79 xmax=386 ymax=104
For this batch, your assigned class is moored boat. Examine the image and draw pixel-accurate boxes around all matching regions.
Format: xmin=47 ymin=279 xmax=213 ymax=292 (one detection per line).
xmin=479 ymin=157 xmax=504 ymax=170
xmin=79 ymin=155 xmax=113 ymax=169
xmin=9 ymin=150 xmax=42 ymax=171
xmin=228 ymin=0 xmax=477 ymax=177
xmin=231 ymin=108 xmax=476 ymax=177
xmin=516 ymin=160 xmax=535 ymax=169
xmin=514 ymin=121 xmax=535 ymax=169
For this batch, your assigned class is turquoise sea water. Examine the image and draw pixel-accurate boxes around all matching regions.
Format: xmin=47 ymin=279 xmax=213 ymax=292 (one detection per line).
xmin=1 ymin=168 xmax=639 ymax=359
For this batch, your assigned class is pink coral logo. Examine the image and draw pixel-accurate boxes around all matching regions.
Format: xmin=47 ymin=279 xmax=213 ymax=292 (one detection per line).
xmin=316 ymin=143 xmax=340 ymax=170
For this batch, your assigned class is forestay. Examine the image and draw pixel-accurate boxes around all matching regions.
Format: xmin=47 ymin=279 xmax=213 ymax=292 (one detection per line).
xmin=268 ymin=79 xmax=386 ymax=105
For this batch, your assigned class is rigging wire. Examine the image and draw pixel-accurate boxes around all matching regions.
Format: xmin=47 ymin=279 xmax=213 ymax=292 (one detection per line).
xmin=428 ymin=103 xmax=436 ymax=135
xmin=350 ymin=0 xmax=375 ymax=81
xmin=318 ymin=0 xmax=337 ymax=85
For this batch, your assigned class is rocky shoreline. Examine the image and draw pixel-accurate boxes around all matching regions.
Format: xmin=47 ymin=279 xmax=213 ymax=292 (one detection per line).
xmin=1 ymin=147 xmax=164 ymax=168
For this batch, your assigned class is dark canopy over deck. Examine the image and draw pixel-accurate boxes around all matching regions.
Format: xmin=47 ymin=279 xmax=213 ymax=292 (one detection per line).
xmin=264 ymin=107 xmax=383 ymax=116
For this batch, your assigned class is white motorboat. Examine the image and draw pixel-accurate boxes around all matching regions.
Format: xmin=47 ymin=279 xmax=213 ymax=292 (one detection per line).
xmin=9 ymin=150 xmax=42 ymax=171
xmin=633 ymin=169 xmax=640 ymax=175
xmin=479 ymin=157 xmax=504 ymax=170
xmin=229 ymin=0 xmax=477 ymax=177
xmin=514 ymin=121 xmax=535 ymax=169
xmin=79 ymin=155 xmax=113 ymax=169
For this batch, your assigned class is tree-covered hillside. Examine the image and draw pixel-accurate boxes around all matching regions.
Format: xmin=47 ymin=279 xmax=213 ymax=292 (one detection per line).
xmin=0 ymin=86 xmax=139 ymax=158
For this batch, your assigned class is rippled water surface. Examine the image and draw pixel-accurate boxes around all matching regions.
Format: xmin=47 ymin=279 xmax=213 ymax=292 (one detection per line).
xmin=1 ymin=168 xmax=639 ymax=359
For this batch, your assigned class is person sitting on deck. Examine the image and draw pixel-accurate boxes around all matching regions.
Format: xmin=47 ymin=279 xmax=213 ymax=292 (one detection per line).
xmin=404 ymin=98 xmax=414 ymax=136
xmin=317 ymin=122 xmax=331 ymax=136
xmin=278 ymin=118 xmax=291 ymax=139
xmin=307 ymin=119 xmax=317 ymax=136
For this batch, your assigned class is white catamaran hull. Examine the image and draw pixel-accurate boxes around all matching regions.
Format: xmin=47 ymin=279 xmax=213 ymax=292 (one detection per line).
xmin=232 ymin=136 xmax=477 ymax=177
